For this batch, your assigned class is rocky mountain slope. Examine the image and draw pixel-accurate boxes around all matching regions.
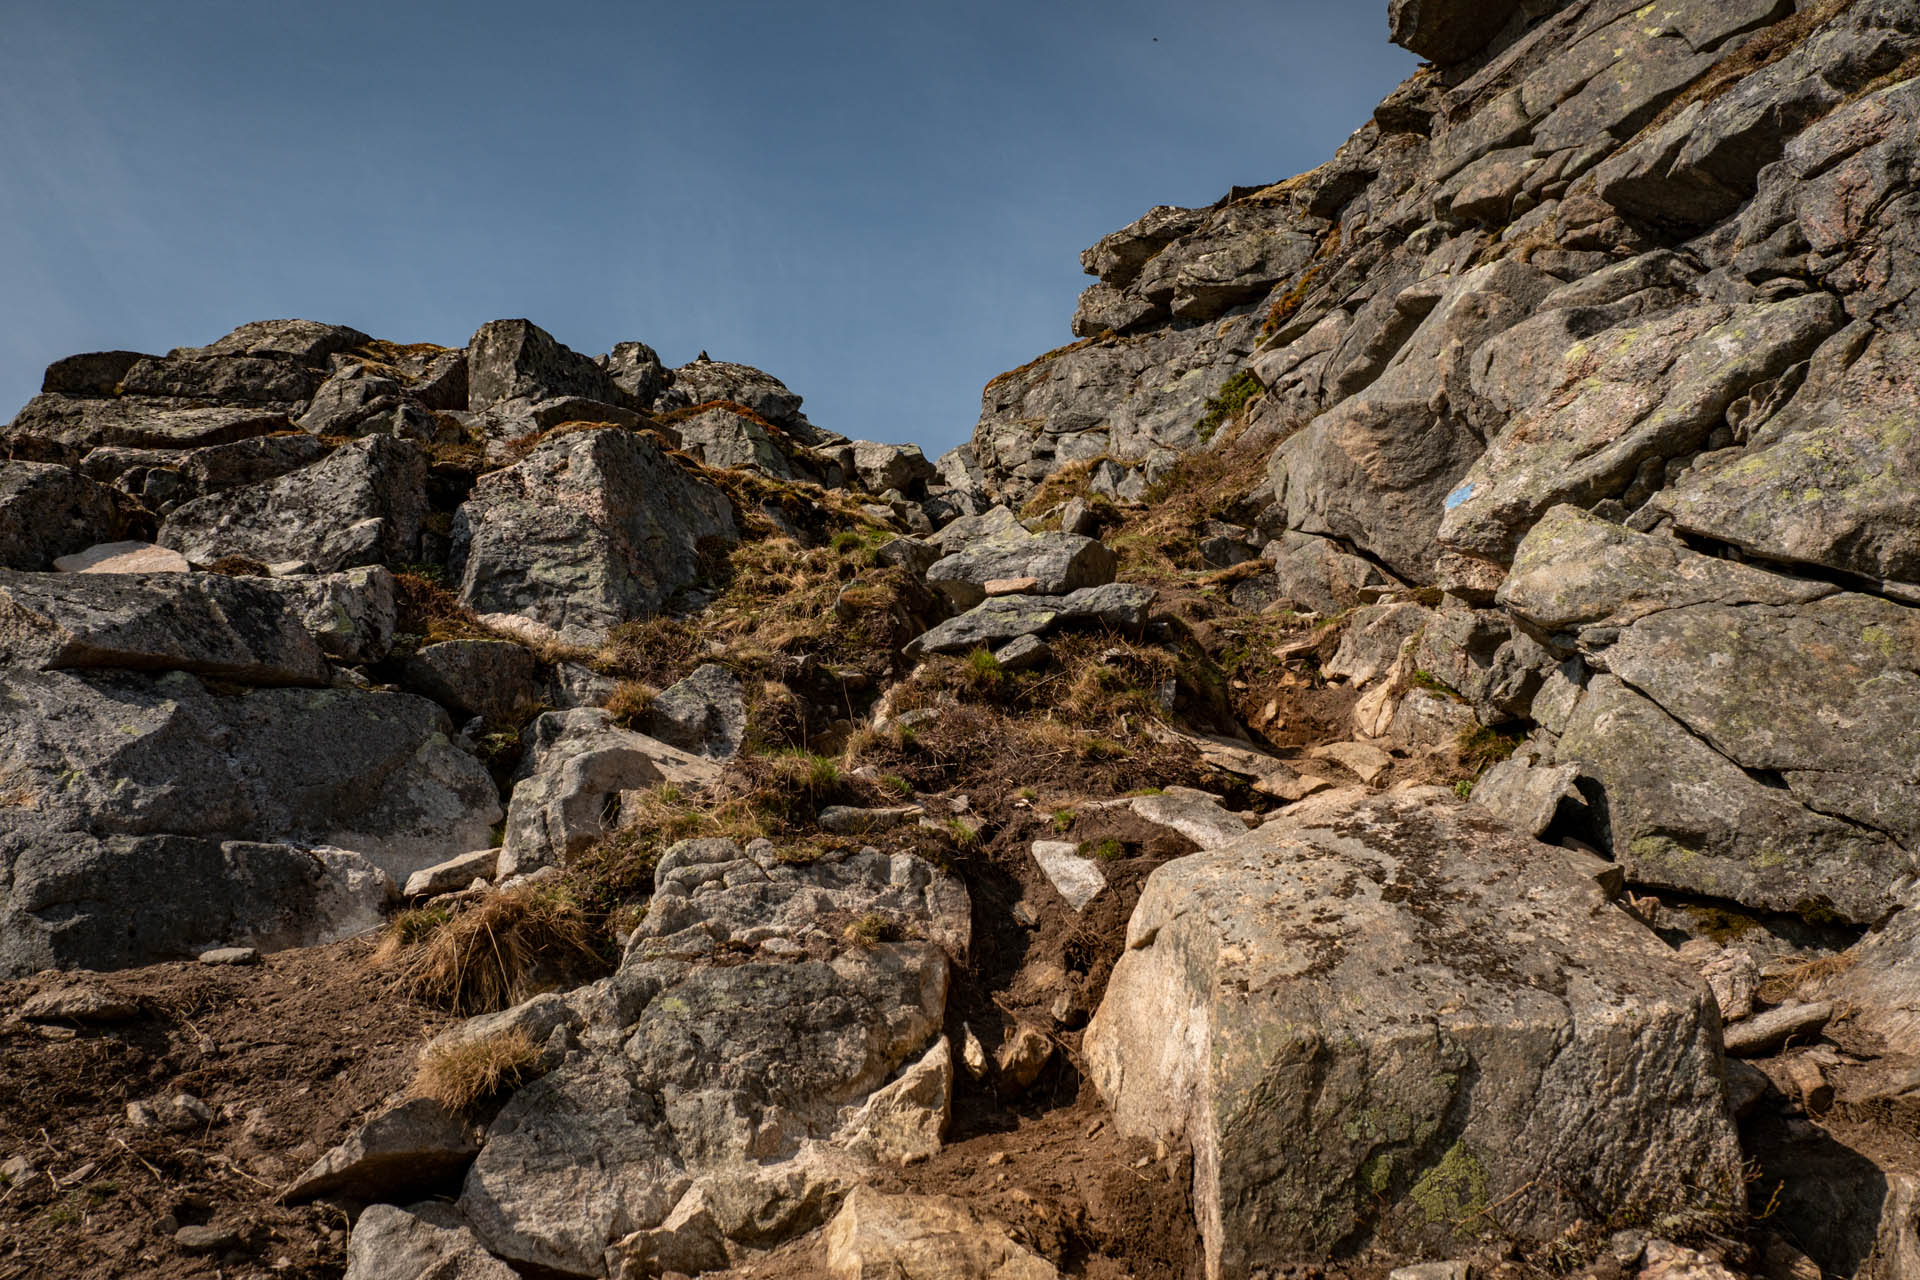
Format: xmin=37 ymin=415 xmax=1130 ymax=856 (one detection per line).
xmin=3 ymin=2 xmax=1919 ymax=1279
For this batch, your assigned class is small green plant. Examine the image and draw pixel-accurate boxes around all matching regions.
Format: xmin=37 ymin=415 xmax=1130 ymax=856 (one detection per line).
xmin=946 ymin=818 xmax=980 ymax=848
xmin=1079 ymin=837 xmax=1126 ymax=862
xmin=962 ymin=648 xmax=1006 ymax=696
xmin=844 ymin=912 xmax=900 ymax=948
xmin=1412 ymin=669 xmax=1465 ymax=700
xmin=1050 ymin=808 xmax=1077 ymax=833
xmin=1453 ymin=778 xmax=1475 ymax=800
xmin=1017 ymin=787 xmax=1038 ymax=801
xmin=388 ymin=905 xmax=453 ymax=948
xmin=879 ymin=774 xmax=915 ymax=798
xmin=1194 ymin=369 xmax=1262 ymax=442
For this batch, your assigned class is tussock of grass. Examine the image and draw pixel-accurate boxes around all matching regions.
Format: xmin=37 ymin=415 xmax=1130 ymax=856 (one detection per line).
xmin=412 ymin=1027 xmax=542 ymax=1112
xmin=1194 ymin=370 xmax=1262 ymax=444
xmin=603 ymin=680 xmax=656 ymax=729
xmin=393 ymin=571 xmax=494 ymax=648
xmin=377 ymin=887 xmax=606 ymax=1015
xmin=843 ymin=912 xmax=901 ymax=948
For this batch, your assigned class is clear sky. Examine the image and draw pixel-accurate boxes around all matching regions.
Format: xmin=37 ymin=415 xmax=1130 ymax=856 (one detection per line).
xmin=0 ymin=2 xmax=1415 ymax=459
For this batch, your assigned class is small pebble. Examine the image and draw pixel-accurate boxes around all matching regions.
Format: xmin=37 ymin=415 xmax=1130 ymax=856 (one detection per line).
xmin=198 ymin=947 xmax=261 ymax=966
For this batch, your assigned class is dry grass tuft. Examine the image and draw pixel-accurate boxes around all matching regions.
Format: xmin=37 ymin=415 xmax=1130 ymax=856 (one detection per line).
xmin=1759 ymin=951 xmax=1859 ymax=1006
xmin=393 ymin=571 xmax=494 ymax=648
xmin=377 ymin=887 xmax=607 ymax=1015
xmin=412 ymin=1027 xmax=542 ymax=1112
xmin=602 ymin=680 xmax=656 ymax=728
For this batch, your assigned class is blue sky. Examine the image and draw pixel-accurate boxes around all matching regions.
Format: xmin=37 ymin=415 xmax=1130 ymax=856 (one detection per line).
xmin=0 ymin=2 xmax=1414 ymax=458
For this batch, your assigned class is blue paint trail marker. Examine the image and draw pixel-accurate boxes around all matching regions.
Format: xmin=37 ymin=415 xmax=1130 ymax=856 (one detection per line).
xmin=1443 ymin=482 xmax=1475 ymax=511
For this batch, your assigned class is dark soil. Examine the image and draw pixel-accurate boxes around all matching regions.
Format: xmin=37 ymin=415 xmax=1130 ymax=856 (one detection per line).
xmin=0 ymin=936 xmax=451 ymax=1280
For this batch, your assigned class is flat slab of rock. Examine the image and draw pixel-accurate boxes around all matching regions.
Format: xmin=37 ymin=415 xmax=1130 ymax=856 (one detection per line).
xmin=258 ymin=565 xmax=397 ymax=664
xmin=0 ymin=569 xmax=331 ymax=685
xmin=16 ymin=983 xmax=139 ymax=1023
xmin=905 ymin=583 xmax=1153 ymax=658
xmin=1029 ymin=840 xmax=1107 ymax=912
xmin=926 ymin=531 xmax=1116 ymax=610
xmin=52 ymin=541 xmax=191 ymax=574
xmin=1310 ymin=739 xmax=1394 ymax=786
xmin=1129 ymin=788 xmax=1250 ymax=849
xmin=1085 ymin=787 xmax=1741 ymax=1273
xmin=823 ymin=1186 xmax=1059 ymax=1280
xmin=285 ymin=1097 xmax=481 ymax=1203
xmin=403 ymin=849 xmax=500 ymax=899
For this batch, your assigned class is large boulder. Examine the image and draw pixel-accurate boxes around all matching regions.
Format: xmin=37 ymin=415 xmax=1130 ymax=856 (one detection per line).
xmin=451 ymin=428 xmax=737 ymax=644
xmin=0 ymin=668 xmax=500 ymax=881
xmin=0 ymin=462 xmax=152 ymax=570
xmin=924 ymin=532 xmax=1117 ymax=610
xmin=498 ymin=709 xmax=723 ymax=876
xmin=457 ymin=839 xmax=967 ymax=1276
xmin=0 ymin=832 xmax=390 ymax=977
xmin=160 ymin=435 xmax=427 ymax=572
xmin=0 ymin=569 xmax=330 ymax=685
xmin=257 ymin=565 xmax=399 ymax=664
xmin=344 ymin=1203 xmax=517 ymax=1280
xmin=466 ymin=319 xmax=621 ymax=411
xmin=1085 ymin=788 xmax=1741 ymax=1277
xmin=654 ymin=357 xmax=809 ymax=431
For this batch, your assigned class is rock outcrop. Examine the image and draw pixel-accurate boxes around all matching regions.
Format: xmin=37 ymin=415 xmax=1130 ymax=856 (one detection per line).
xmin=1086 ymin=789 xmax=1741 ymax=1276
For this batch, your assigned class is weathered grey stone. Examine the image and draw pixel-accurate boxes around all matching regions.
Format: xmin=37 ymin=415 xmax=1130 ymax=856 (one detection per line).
xmin=344 ymin=1203 xmax=518 ymax=1280
xmin=458 ymin=841 xmax=964 ymax=1274
xmin=647 ymin=663 xmax=746 ymax=759
xmin=1 ymin=832 xmax=391 ymax=977
xmin=1130 ymin=788 xmax=1251 ymax=850
xmin=822 ymin=1187 xmax=1059 ymax=1280
xmin=1471 ymin=751 xmax=1582 ymax=839
xmin=161 ymin=435 xmax=427 ymax=572
xmin=905 ymin=595 xmax=1060 ymax=658
xmin=1388 ymin=0 xmax=1522 ymax=64
xmin=452 ymin=427 xmax=736 ymax=645
xmin=298 ymin=364 xmax=404 ymax=437
xmin=499 ymin=709 xmax=722 ymax=876
xmin=601 ymin=341 xmax=665 ymax=408
xmin=403 ymin=848 xmax=501 ymax=899
xmin=850 ymin=441 xmax=937 ymax=495
xmin=1029 ymin=841 xmax=1107 ymax=913
xmin=1657 ymin=327 xmax=1920 ymax=587
xmin=2 ymin=395 xmax=292 ymax=463
xmin=926 ymin=533 xmax=1116 ymax=610
xmin=837 ymin=1036 xmax=952 ymax=1167
xmin=1824 ymin=902 xmax=1920 ymax=1056
xmin=14 ymin=983 xmax=139 ymax=1022
xmin=259 ymin=565 xmax=399 ymax=664
xmin=186 ymin=318 xmax=372 ymax=363
xmin=992 ymin=633 xmax=1050 ymax=671
xmin=198 ymin=945 xmax=259 ymax=965
xmin=656 ymin=357 xmax=809 ymax=431
xmin=1677 ymin=941 xmax=1760 ymax=1025
xmin=39 ymin=350 xmax=147 ymax=398
xmin=402 ymin=639 xmax=540 ymax=724
xmin=0 ymin=462 xmax=152 ymax=571
xmin=1081 ymin=204 xmax=1209 ymax=288
xmin=1086 ymin=788 xmax=1741 ymax=1275
xmin=1499 ymin=506 xmax=1831 ymax=636
xmin=673 ymin=404 xmax=799 ymax=479
xmin=467 ymin=319 xmax=621 ymax=411
xmin=1552 ymin=676 xmax=1904 ymax=924
xmin=285 ymin=1097 xmax=481 ymax=1203
xmin=819 ymin=806 xmax=922 ymax=836
xmin=0 ymin=668 xmax=499 ymax=881
xmin=0 ymin=569 xmax=331 ymax=685
xmin=117 ymin=349 xmax=324 ymax=404
xmin=1438 ymin=294 xmax=1841 ymax=561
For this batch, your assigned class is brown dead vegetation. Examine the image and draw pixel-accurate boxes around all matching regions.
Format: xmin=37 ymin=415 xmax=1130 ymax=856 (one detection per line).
xmin=375 ymin=886 xmax=607 ymax=1016
xmin=411 ymin=1027 xmax=542 ymax=1112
